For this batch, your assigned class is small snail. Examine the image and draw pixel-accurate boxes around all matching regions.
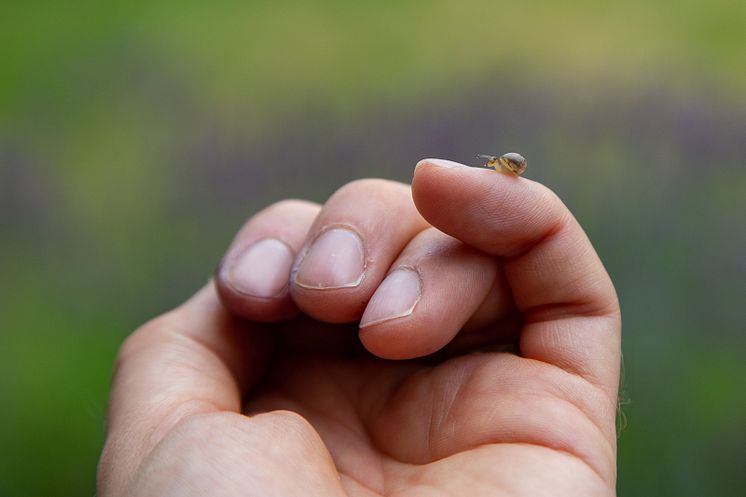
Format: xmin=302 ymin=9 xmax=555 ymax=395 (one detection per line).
xmin=478 ymin=153 xmax=527 ymax=176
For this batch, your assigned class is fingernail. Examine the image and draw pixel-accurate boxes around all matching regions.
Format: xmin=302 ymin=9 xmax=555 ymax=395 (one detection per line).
xmin=225 ymin=238 xmax=294 ymax=298
xmin=359 ymin=268 xmax=422 ymax=328
xmin=415 ymin=158 xmax=468 ymax=170
xmin=294 ymin=228 xmax=365 ymax=289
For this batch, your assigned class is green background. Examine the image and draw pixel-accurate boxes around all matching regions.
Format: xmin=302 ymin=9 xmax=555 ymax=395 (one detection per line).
xmin=1 ymin=1 xmax=744 ymax=495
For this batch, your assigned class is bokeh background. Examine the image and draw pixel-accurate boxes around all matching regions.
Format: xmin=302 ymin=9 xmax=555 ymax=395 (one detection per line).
xmin=1 ymin=1 xmax=744 ymax=495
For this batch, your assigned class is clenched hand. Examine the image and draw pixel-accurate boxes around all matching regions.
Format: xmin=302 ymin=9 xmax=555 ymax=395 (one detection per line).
xmin=98 ymin=159 xmax=621 ymax=496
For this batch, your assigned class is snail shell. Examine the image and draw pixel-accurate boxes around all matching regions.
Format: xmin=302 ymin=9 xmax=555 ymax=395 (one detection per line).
xmin=478 ymin=152 xmax=527 ymax=176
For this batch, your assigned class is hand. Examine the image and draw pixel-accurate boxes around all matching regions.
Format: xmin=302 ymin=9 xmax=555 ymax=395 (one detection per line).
xmin=97 ymin=159 xmax=621 ymax=496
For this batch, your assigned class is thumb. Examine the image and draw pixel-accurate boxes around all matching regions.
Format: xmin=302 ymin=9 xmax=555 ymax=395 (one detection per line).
xmin=411 ymin=158 xmax=621 ymax=398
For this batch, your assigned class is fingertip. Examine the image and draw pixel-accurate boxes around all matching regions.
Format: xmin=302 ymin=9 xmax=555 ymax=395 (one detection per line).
xmin=223 ymin=238 xmax=294 ymax=296
xmin=359 ymin=323 xmax=431 ymax=360
xmin=412 ymin=157 xmax=483 ymax=218
xmin=358 ymin=267 xmax=426 ymax=359
xmin=415 ymin=158 xmax=470 ymax=171
xmin=415 ymin=157 xmax=621 ymax=391
xmin=215 ymin=256 xmax=300 ymax=322
xmin=412 ymin=159 xmax=560 ymax=258
xmin=288 ymin=179 xmax=428 ymax=324
xmin=359 ymin=303 xmax=447 ymax=360
xmin=214 ymin=200 xmax=321 ymax=322
xmin=358 ymin=229 xmax=501 ymax=360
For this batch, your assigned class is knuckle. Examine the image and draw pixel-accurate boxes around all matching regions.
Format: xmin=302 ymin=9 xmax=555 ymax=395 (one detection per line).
xmin=169 ymin=411 xmax=237 ymax=443
xmin=112 ymin=312 xmax=180 ymax=380
xmin=135 ymin=412 xmax=243 ymax=487
xmin=252 ymin=410 xmax=323 ymax=455
xmin=264 ymin=409 xmax=315 ymax=433
xmin=168 ymin=410 xmax=321 ymax=460
xmin=158 ymin=412 xmax=245 ymax=463
xmin=114 ymin=324 xmax=153 ymax=373
xmin=118 ymin=314 xmax=168 ymax=357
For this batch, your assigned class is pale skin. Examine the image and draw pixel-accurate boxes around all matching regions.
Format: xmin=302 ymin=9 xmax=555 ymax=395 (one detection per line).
xmin=97 ymin=158 xmax=622 ymax=496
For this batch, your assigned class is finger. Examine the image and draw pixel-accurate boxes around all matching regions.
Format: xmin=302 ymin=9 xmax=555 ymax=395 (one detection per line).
xmin=460 ymin=267 xmax=516 ymax=333
xmin=290 ymin=179 xmax=429 ymax=322
xmin=358 ymin=228 xmax=499 ymax=359
xmin=412 ymin=159 xmax=621 ymax=397
xmin=215 ymin=199 xmax=321 ymax=322
xmin=99 ymin=285 xmax=272 ymax=492
xmin=440 ymin=271 xmax=522 ymax=355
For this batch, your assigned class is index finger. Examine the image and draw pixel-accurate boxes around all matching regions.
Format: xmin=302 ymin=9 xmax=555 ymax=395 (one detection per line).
xmin=411 ymin=159 xmax=621 ymax=397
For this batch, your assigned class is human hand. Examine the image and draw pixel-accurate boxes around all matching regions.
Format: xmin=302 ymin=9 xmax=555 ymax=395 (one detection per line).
xmin=97 ymin=159 xmax=621 ymax=496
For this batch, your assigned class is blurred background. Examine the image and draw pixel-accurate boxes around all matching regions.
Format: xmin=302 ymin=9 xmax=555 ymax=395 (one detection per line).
xmin=1 ymin=1 xmax=744 ymax=495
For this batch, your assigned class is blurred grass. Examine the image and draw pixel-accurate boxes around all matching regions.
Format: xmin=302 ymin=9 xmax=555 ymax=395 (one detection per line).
xmin=1 ymin=1 xmax=745 ymax=496
xmin=3 ymin=0 xmax=746 ymax=125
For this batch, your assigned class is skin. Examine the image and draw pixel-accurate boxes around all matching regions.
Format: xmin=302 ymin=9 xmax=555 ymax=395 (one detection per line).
xmin=97 ymin=158 xmax=621 ymax=496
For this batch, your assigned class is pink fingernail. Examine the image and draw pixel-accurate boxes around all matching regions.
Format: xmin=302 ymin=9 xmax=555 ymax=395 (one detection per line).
xmin=359 ymin=268 xmax=422 ymax=328
xmin=294 ymin=228 xmax=365 ymax=289
xmin=226 ymin=238 xmax=294 ymax=298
